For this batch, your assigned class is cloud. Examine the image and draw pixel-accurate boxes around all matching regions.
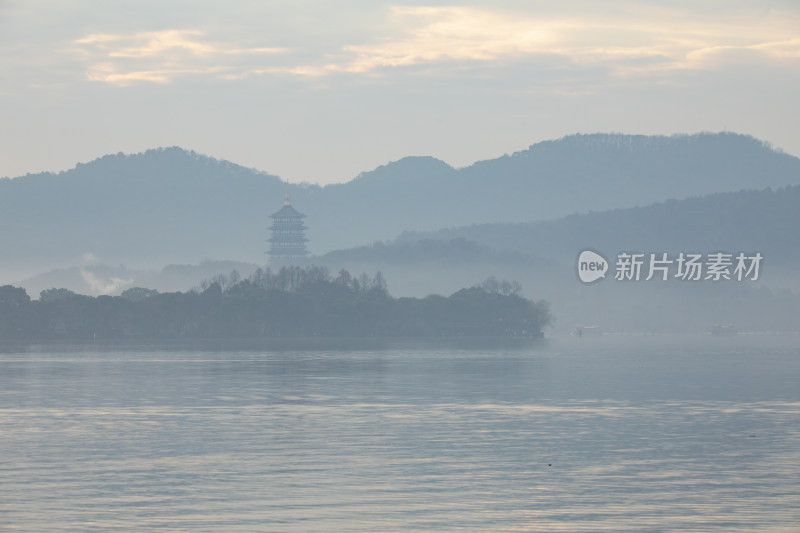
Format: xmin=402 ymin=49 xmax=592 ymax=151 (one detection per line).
xmin=753 ymin=37 xmax=800 ymax=59
xmin=292 ymin=5 xmax=800 ymax=83
xmin=336 ymin=6 xmax=555 ymax=72
xmin=75 ymin=29 xmax=288 ymax=85
xmin=285 ymin=6 xmax=559 ymax=77
xmin=70 ymin=6 xmax=800 ymax=88
xmin=85 ymin=62 xmax=228 ymax=85
xmin=76 ymin=29 xmax=285 ymax=59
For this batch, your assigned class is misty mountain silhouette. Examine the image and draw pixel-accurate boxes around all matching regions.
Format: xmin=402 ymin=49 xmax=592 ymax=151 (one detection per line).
xmin=1 ymin=133 xmax=798 ymax=276
xmin=395 ymin=185 xmax=800 ymax=265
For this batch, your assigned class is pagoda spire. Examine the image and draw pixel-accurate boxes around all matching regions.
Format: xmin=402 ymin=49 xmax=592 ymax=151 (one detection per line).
xmin=268 ymin=187 xmax=309 ymax=259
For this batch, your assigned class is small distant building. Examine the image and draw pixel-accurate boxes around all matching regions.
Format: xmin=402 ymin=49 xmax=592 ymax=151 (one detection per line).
xmin=267 ymin=190 xmax=309 ymax=259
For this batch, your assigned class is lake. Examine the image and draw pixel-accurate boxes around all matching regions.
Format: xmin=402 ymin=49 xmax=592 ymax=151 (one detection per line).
xmin=1 ymin=335 xmax=799 ymax=531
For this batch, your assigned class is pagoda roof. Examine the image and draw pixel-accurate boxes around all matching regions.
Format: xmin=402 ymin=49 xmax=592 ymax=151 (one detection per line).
xmin=267 ymin=236 xmax=308 ymax=243
xmin=270 ymin=203 xmax=306 ymax=218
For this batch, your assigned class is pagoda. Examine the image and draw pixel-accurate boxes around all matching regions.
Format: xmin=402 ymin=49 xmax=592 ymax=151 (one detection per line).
xmin=267 ymin=190 xmax=309 ymax=259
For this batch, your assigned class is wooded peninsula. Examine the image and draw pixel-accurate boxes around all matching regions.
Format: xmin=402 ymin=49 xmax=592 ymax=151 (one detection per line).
xmin=0 ymin=266 xmax=551 ymax=340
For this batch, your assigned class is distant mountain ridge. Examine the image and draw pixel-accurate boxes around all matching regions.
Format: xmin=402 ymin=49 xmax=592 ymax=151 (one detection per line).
xmin=2 ymin=132 xmax=799 ymax=278
xmin=395 ymin=184 xmax=800 ymax=265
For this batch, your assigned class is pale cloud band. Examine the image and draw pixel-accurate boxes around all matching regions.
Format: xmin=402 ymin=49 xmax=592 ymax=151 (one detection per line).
xmin=75 ymin=29 xmax=288 ymax=85
xmin=72 ymin=5 xmax=800 ymax=87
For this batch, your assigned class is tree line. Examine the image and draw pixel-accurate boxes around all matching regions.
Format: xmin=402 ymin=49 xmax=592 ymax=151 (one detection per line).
xmin=0 ymin=266 xmax=551 ymax=340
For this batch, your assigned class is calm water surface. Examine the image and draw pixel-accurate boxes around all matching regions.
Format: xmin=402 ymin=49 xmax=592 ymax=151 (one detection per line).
xmin=1 ymin=335 xmax=799 ymax=532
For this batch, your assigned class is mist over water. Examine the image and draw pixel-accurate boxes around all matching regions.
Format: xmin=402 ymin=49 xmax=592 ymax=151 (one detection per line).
xmin=2 ymin=335 xmax=799 ymax=531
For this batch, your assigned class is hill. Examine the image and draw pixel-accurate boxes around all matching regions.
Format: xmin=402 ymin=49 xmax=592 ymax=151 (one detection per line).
xmin=397 ymin=185 xmax=800 ymax=268
xmin=2 ymin=133 xmax=799 ymax=280
xmin=317 ymin=184 xmax=800 ymax=296
xmin=310 ymin=186 xmax=800 ymax=333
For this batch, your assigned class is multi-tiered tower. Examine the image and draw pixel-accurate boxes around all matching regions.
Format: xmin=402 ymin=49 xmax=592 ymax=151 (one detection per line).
xmin=267 ymin=190 xmax=309 ymax=259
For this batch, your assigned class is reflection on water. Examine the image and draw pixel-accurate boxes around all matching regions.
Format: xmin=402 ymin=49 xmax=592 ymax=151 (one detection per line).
xmin=1 ymin=335 xmax=799 ymax=531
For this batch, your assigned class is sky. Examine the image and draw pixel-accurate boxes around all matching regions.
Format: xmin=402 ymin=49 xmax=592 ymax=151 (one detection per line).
xmin=1 ymin=0 xmax=798 ymax=184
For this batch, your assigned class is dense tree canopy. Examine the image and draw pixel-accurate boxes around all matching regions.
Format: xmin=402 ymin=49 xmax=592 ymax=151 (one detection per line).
xmin=0 ymin=267 xmax=551 ymax=340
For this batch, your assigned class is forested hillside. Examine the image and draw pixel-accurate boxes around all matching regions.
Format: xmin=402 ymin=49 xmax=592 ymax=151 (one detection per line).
xmin=0 ymin=267 xmax=551 ymax=339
